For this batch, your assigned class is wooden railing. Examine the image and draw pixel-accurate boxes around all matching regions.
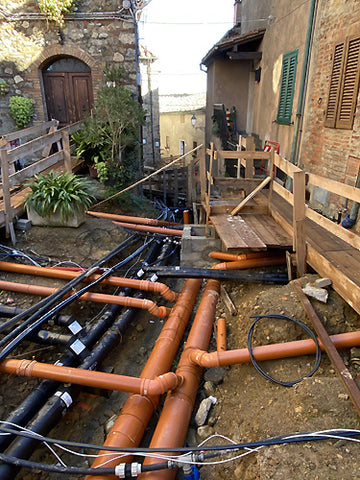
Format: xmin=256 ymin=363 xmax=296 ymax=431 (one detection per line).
xmin=0 ymin=120 xmax=81 ymax=243
xmin=200 ymin=137 xmax=360 ymax=276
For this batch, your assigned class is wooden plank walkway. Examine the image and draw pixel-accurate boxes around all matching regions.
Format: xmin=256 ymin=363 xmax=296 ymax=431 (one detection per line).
xmin=269 ymin=191 xmax=360 ymax=315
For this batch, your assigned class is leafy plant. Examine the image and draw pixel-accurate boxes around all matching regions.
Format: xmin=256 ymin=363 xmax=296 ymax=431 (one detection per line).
xmin=9 ymin=96 xmax=34 ymax=129
xmin=38 ymin=0 xmax=75 ymax=26
xmin=0 ymin=81 xmax=9 ymax=96
xmin=73 ymin=67 xmax=144 ymax=190
xmin=24 ymin=171 xmax=95 ymax=221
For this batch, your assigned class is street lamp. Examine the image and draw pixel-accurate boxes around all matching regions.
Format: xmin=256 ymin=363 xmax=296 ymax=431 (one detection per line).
xmin=191 ymin=114 xmax=196 ymax=127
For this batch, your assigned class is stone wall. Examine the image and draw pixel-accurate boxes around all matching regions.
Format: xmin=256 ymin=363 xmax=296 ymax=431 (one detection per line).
xmin=300 ymin=0 xmax=360 ymax=219
xmin=0 ymin=0 xmax=138 ymax=134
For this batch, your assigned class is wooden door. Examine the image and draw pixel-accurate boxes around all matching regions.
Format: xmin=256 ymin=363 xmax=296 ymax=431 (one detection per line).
xmin=43 ymin=72 xmax=93 ymax=126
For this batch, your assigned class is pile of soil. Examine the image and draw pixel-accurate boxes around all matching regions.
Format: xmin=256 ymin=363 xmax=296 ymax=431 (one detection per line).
xmin=1 ymin=217 xmax=360 ymax=480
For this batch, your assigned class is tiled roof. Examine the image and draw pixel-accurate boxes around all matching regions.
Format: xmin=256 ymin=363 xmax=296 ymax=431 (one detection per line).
xmin=159 ymin=93 xmax=206 ymax=113
xmin=202 ymin=27 xmax=265 ymax=66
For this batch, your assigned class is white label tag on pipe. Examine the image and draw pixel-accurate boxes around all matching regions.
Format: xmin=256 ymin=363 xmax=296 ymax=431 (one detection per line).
xmin=68 ymin=321 xmax=82 ymax=335
xmin=137 ymin=269 xmax=145 ymax=278
xmin=55 ymin=391 xmax=73 ymax=408
xmin=70 ymin=339 xmax=86 ymax=355
xmin=150 ymin=274 xmax=158 ymax=283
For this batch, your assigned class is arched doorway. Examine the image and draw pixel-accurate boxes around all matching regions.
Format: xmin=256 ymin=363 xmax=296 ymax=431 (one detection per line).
xmin=42 ymin=56 xmax=93 ymax=126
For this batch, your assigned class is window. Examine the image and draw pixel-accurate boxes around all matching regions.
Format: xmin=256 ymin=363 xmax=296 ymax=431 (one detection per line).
xmin=277 ymin=49 xmax=298 ymax=125
xmin=325 ymin=35 xmax=360 ymax=129
xmin=179 ymin=140 xmax=185 ymax=155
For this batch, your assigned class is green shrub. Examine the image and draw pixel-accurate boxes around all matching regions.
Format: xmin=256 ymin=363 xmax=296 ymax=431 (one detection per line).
xmin=24 ymin=171 xmax=95 ymax=221
xmin=9 ymin=96 xmax=34 ymax=129
xmin=38 ymin=0 xmax=75 ymax=26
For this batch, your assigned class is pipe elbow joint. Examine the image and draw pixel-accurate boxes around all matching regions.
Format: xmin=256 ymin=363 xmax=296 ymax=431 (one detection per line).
xmin=189 ymin=349 xmax=220 ymax=368
xmin=140 ymin=372 xmax=182 ymax=395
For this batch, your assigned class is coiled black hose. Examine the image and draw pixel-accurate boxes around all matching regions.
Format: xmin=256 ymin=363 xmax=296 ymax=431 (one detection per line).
xmin=247 ymin=313 xmax=321 ymax=387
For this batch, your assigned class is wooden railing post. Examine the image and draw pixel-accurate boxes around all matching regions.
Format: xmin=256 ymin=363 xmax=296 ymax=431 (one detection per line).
xmin=187 ymin=158 xmax=195 ymax=205
xmin=245 ymin=136 xmax=255 ymax=178
xmin=199 ymin=146 xmax=206 ymax=203
xmin=0 ymin=148 xmax=16 ymax=244
xmin=293 ymin=170 xmax=306 ymax=276
xmin=61 ymin=131 xmax=72 ymax=173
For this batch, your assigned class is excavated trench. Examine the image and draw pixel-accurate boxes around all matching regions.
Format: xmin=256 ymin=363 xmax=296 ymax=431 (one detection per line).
xmin=0 ymin=213 xmax=360 ymax=480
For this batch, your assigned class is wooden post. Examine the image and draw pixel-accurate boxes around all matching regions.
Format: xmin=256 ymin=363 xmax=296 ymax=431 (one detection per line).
xmin=205 ymin=143 xmax=214 ymax=236
xmin=199 ymin=147 xmax=206 ymax=203
xmin=174 ymin=168 xmax=179 ymax=205
xmin=293 ymin=170 xmax=306 ymax=276
xmin=61 ymin=131 xmax=72 ymax=173
xmin=187 ymin=159 xmax=195 ymax=206
xmin=267 ymin=149 xmax=275 ymax=213
xmin=163 ymin=170 xmax=167 ymax=204
xmin=0 ymin=148 xmax=16 ymax=244
xmin=245 ymin=136 xmax=255 ymax=179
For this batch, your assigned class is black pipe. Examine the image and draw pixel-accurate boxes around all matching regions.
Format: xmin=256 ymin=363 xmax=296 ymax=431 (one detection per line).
xmin=0 ymin=241 xmax=165 ymax=479
xmin=145 ymin=266 xmax=289 ymax=282
xmin=0 ymin=233 xmax=139 ymax=335
xmin=0 ymin=238 xmax=154 ymax=360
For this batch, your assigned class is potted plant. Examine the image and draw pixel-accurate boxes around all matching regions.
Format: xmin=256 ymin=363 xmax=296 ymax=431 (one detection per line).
xmin=24 ymin=171 xmax=95 ymax=227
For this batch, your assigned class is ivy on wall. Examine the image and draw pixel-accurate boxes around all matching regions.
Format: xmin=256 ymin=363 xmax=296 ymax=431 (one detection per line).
xmin=38 ymin=0 xmax=75 ymax=26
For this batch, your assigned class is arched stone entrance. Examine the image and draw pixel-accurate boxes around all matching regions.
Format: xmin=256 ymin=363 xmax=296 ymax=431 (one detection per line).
xmin=42 ymin=56 xmax=94 ymax=125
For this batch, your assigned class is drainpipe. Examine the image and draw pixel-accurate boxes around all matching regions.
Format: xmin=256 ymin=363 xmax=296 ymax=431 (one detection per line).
xmin=86 ymin=278 xmax=202 ymax=479
xmin=113 ymin=221 xmax=183 ymax=237
xmin=0 ymin=261 xmax=179 ymax=303
xmin=0 ymin=280 xmax=171 ymax=318
xmin=290 ymin=0 xmax=317 ymax=166
xmin=138 ymin=279 xmax=220 ymax=480
xmin=189 ymin=330 xmax=360 ymax=368
xmin=87 ymin=211 xmax=182 ymax=227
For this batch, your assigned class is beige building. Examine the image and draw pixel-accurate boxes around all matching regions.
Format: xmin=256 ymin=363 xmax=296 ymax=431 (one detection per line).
xmin=159 ymin=93 xmax=205 ymax=163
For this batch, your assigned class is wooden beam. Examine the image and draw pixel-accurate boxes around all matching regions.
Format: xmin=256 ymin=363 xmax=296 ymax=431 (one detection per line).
xmin=217 ymin=150 xmax=271 ymax=160
xmin=3 ymin=120 xmax=58 ymax=143
xmin=293 ymin=170 xmax=306 ymax=276
xmin=9 ymin=151 xmax=64 ymax=188
xmin=307 ymin=172 xmax=360 ymax=203
xmin=61 ymin=131 xmax=72 ymax=172
xmin=227 ymin=51 xmax=262 ymax=60
xmin=293 ymin=279 xmax=360 ymax=418
xmin=0 ymin=149 xmax=16 ymax=243
xmin=231 ymin=176 xmax=271 ymax=216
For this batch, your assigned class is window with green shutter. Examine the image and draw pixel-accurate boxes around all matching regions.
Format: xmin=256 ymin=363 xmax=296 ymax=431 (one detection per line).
xmin=325 ymin=35 xmax=360 ymax=129
xmin=277 ymin=49 xmax=298 ymax=125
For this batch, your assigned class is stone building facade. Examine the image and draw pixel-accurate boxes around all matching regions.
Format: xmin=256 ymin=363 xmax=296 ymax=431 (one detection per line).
xmin=0 ymin=0 xmax=139 ymax=134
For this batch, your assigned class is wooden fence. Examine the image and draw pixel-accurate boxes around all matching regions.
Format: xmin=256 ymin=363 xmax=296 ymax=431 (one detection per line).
xmin=143 ymin=157 xmax=199 ymax=206
xmin=0 ymin=120 xmax=81 ymax=243
xmin=200 ymin=136 xmax=360 ymax=277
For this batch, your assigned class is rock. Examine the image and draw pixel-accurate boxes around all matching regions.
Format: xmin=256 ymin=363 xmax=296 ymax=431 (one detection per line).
xmin=315 ymin=277 xmax=332 ymax=288
xmin=302 ymin=283 xmax=328 ymax=303
xmin=105 ymin=414 xmax=117 ymax=434
xmin=195 ymin=396 xmax=216 ymax=426
xmin=197 ymin=424 xmax=214 ymax=440
xmin=185 ymin=427 xmax=198 ymax=447
xmin=203 ymin=380 xmax=216 ymax=396
xmin=14 ymin=75 xmax=24 ymax=84
xmin=204 ymin=367 xmax=226 ymax=385
xmin=135 ymin=323 xmax=144 ymax=333
xmin=113 ymin=52 xmax=125 ymax=62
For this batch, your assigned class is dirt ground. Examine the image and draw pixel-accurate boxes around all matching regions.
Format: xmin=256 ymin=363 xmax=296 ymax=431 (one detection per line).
xmin=1 ymin=214 xmax=360 ymax=479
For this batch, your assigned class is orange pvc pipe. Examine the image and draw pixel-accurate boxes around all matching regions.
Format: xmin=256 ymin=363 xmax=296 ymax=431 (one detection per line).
xmin=217 ymin=317 xmax=227 ymax=351
xmin=189 ymin=331 xmax=360 ymax=368
xmin=87 ymin=210 xmax=182 ymax=227
xmin=86 ymin=278 xmax=202 ymax=479
xmin=0 ymin=261 xmax=179 ymax=303
xmin=113 ymin=221 xmax=183 ymax=237
xmin=212 ymin=256 xmax=286 ymax=270
xmin=0 ymin=359 xmax=183 ymax=395
xmin=183 ymin=209 xmax=190 ymax=224
xmin=0 ymin=280 xmax=171 ymax=318
xmin=209 ymin=251 xmax=283 ymax=262
xmin=139 ymin=279 xmax=220 ymax=480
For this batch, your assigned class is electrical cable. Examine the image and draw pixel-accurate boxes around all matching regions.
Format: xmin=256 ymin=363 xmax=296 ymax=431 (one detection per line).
xmin=247 ymin=314 xmax=321 ymax=387
xmin=0 ymin=423 xmax=359 ymax=454
xmin=0 ymin=425 xmax=360 ymax=475
xmin=0 ymin=235 xmax=148 ymax=359
xmin=0 ymin=233 xmax=139 ymax=335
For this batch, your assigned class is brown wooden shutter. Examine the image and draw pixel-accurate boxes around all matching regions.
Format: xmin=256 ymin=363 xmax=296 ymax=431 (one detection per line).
xmin=336 ymin=36 xmax=360 ymax=129
xmin=325 ymin=43 xmax=345 ymax=128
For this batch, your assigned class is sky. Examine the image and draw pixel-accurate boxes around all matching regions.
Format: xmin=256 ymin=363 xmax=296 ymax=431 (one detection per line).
xmin=138 ymin=0 xmax=234 ymax=95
